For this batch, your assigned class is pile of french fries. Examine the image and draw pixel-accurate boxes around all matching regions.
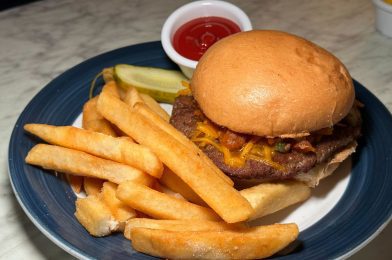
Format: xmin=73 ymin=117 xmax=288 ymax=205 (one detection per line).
xmin=24 ymin=78 xmax=312 ymax=259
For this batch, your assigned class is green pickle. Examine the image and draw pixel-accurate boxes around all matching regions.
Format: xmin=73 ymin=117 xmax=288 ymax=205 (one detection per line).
xmin=114 ymin=64 xmax=188 ymax=104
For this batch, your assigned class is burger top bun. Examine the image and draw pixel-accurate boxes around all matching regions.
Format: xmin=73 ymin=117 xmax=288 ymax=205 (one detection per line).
xmin=192 ymin=30 xmax=355 ymax=136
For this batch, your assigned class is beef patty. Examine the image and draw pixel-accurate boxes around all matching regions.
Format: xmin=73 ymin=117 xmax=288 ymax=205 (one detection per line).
xmin=170 ymin=95 xmax=361 ymax=181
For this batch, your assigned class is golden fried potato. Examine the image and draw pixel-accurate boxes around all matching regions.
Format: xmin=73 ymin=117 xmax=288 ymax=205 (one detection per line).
xmin=130 ymin=223 xmax=299 ymax=259
xmin=123 ymin=86 xmax=144 ymax=108
xmin=25 ymin=144 xmax=154 ymax=186
xmin=100 ymin=182 xmax=136 ymax=231
xmin=240 ymin=181 xmax=311 ymax=220
xmin=75 ymin=195 xmax=119 ymax=237
xmin=116 ymin=181 xmax=220 ymax=221
xmin=139 ymin=93 xmax=170 ymax=122
xmin=83 ymin=177 xmax=104 ymax=196
xmin=124 ymin=218 xmax=246 ymax=240
xmin=133 ymin=102 xmax=233 ymax=186
xmin=82 ymin=96 xmax=117 ymax=137
xmin=152 ymin=182 xmax=186 ymax=201
xmin=160 ymin=168 xmax=205 ymax=206
xmin=97 ymin=87 xmax=252 ymax=223
xmin=66 ymin=174 xmax=83 ymax=193
xmin=24 ymin=124 xmax=163 ymax=178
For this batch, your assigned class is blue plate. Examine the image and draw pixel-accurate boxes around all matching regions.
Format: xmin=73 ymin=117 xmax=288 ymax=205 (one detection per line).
xmin=8 ymin=41 xmax=392 ymax=259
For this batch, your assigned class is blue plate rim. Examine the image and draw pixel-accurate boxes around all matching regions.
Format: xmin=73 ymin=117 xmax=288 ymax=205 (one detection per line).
xmin=7 ymin=168 xmax=90 ymax=260
xmin=8 ymin=40 xmax=392 ymax=259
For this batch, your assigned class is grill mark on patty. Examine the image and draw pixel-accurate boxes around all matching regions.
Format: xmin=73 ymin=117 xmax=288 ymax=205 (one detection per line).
xmin=170 ymin=95 xmax=361 ymax=180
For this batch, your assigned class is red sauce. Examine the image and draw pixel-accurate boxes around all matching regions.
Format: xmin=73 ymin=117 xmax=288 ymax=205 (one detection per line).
xmin=173 ymin=16 xmax=241 ymax=61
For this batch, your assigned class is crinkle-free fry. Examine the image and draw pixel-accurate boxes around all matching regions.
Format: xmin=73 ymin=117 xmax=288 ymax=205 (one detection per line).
xmin=97 ymin=89 xmax=253 ymax=223
xmin=139 ymin=93 xmax=170 ymax=122
xmin=160 ymin=168 xmax=205 ymax=206
xmin=75 ymin=195 xmax=119 ymax=237
xmin=84 ymin=177 xmax=104 ymax=196
xmin=130 ymin=223 xmax=299 ymax=259
xmin=66 ymin=174 xmax=83 ymax=193
xmin=240 ymin=181 xmax=311 ymax=220
xmin=153 ymin=182 xmax=186 ymax=201
xmin=103 ymin=80 xmax=121 ymax=97
xmin=25 ymin=144 xmax=154 ymax=186
xmin=124 ymin=218 xmax=246 ymax=240
xmin=82 ymin=96 xmax=117 ymax=137
xmin=122 ymin=86 xmax=170 ymax=122
xmin=100 ymin=182 xmax=136 ymax=231
xmin=123 ymin=86 xmax=144 ymax=108
xmin=24 ymin=124 xmax=163 ymax=178
xmin=133 ymin=102 xmax=233 ymax=186
xmin=116 ymin=181 xmax=220 ymax=221
xmin=89 ymin=81 xmax=129 ymax=136
xmin=102 ymin=67 xmax=114 ymax=83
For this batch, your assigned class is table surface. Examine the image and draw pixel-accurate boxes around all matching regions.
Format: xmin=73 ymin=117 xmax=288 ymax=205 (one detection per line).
xmin=1 ymin=0 xmax=391 ymax=259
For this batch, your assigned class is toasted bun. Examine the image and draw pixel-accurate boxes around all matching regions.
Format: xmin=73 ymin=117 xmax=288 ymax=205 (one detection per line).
xmin=192 ymin=30 xmax=355 ymax=136
xmin=294 ymin=141 xmax=357 ymax=187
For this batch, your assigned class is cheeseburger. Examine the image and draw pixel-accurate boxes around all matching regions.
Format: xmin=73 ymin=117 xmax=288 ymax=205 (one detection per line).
xmin=170 ymin=30 xmax=361 ymax=187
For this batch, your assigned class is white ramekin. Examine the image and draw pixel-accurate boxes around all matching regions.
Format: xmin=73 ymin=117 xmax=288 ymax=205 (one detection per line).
xmin=373 ymin=0 xmax=392 ymax=37
xmin=161 ymin=0 xmax=252 ymax=78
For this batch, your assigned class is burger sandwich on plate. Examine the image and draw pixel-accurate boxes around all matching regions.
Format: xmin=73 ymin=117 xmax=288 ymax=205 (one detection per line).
xmin=170 ymin=30 xmax=362 ymax=187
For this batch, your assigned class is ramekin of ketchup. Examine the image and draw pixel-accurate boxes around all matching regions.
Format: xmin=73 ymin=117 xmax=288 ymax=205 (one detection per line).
xmin=173 ymin=16 xmax=241 ymax=61
xmin=161 ymin=0 xmax=252 ymax=78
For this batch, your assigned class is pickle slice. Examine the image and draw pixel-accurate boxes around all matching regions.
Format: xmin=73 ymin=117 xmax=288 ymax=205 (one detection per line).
xmin=114 ymin=64 xmax=188 ymax=104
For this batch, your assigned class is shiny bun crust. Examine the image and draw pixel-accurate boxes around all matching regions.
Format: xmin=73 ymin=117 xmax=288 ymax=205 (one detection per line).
xmin=191 ymin=30 xmax=355 ymax=136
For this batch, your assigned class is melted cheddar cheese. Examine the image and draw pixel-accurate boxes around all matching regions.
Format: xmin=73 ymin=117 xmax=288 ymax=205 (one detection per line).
xmin=191 ymin=121 xmax=285 ymax=171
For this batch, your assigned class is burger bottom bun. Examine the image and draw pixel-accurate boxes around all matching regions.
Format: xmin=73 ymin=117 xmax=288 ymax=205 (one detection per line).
xmin=295 ymin=142 xmax=357 ymax=187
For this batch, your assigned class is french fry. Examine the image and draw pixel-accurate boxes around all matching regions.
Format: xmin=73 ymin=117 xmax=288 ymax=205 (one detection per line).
xmin=139 ymin=93 xmax=170 ymax=122
xmin=75 ymin=195 xmax=119 ymax=237
xmin=124 ymin=218 xmax=246 ymax=240
xmin=83 ymin=95 xmax=128 ymax=137
xmin=98 ymin=80 xmax=129 ymax=108
xmin=153 ymin=182 xmax=186 ymax=201
xmin=88 ymin=80 xmax=127 ymax=136
xmin=24 ymin=124 xmax=163 ymax=178
xmin=82 ymin=96 xmax=117 ymax=137
xmin=123 ymin=86 xmax=144 ymax=107
xmin=25 ymin=144 xmax=154 ymax=186
xmin=116 ymin=181 xmax=220 ymax=221
xmin=66 ymin=174 xmax=83 ymax=193
xmin=103 ymin=80 xmax=121 ymax=97
xmin=83 ymin=177 xmax=104 ymax=196
xmin=97 ymin=88 xmax=253 ymax=223
xmin=240 ymin=181 xmax=311 ymax=220
xmin=133 ymin=102 xmax=233 ymax=186
xmin=160 ymin=168 xmax=205 ymax=206
xmin=100 ymin=182 xmax=136 ymax=231
xmin=130 ymin=223 xmax=299 ymax=259
xmin=102 ymin=67 xmax=115 ymax=83
xmin=122 ymin=85 xmax=169 ymax=121
xmin=83 ymin=95 xmax=131 ymax=194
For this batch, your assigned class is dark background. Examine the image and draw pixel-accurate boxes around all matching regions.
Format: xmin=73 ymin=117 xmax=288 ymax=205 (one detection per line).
xmin=0 ymin=0 xmax=40 ymax=11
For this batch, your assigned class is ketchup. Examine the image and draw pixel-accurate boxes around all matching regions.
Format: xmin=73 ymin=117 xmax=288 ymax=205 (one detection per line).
xmin=173 ymin=16 xmax=241 ymax=61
